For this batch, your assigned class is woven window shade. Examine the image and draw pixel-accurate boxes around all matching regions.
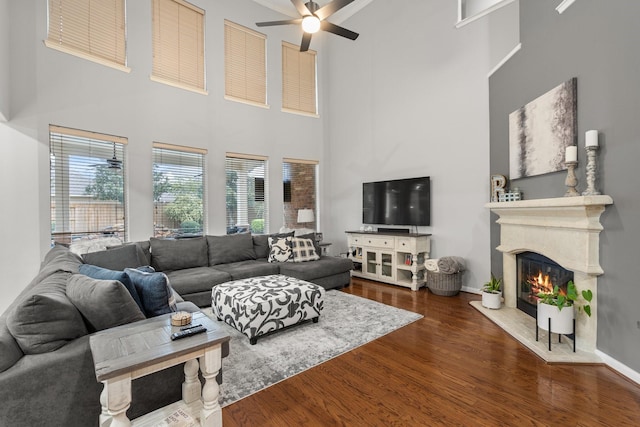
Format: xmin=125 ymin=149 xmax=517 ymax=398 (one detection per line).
xmin=282 ymin=42 xmax=317 ymax=115
xmin=225 ymin=154 xmax=269 ymax=234
xmin=152 ymin=0 xmax=205 ymax=92
xmin=49 ymin=125 xmax=127 ymax=245
xmin=224 ymin=20 xmax=267 ymax=106
xmin=46 ymin=0 xmax=126 ymax=68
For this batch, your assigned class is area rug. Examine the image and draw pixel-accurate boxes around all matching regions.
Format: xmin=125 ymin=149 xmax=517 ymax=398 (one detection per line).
xmin=203 ymin=290 xmax=423 ymax=407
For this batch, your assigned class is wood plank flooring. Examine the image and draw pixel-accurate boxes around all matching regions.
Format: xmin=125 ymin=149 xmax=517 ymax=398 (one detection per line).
xmin=222 ymin=278 xmax=640 ymax=426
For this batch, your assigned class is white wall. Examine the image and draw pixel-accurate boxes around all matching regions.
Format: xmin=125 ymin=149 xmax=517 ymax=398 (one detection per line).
xmin=0 ymin=0 xmax=9 ymax=121
xmin=0 ymin=0 xmax=328 ymax=313
xmin=324 ymin=0 xmax=518 ymax=291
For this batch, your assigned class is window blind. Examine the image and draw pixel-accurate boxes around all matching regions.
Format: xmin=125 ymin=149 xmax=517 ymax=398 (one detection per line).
xmin=282 ymin=158 xmax=318 ymax=230
xmin=225 ymin=154 xmax=269 ymax=235
xmin=46 ymin=0 xmax=128 ymax=70
xmin=152 ymin=143 xmax=206 ymax=238
xmin=224 ymin=20 xmax=267 ymax=107
xmin=282 ymin=41 xmax=317 ymax=116
xmin=152 ymin=0 xmax=206 ymax=93
xmin=49 ymin=125 xmax=127 ymax=246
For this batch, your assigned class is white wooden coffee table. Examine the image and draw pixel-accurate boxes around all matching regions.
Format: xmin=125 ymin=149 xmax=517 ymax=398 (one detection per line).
xmin=90 ymin=311 xmax=230 ymax=427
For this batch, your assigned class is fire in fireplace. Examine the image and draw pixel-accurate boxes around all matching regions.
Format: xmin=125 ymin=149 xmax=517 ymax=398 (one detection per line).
xmin=516 ymin=252 xmax=574 ymax=318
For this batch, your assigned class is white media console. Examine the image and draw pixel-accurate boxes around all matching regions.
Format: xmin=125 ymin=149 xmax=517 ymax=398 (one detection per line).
xmin=346 ymin=231 xmax=431 ymax=291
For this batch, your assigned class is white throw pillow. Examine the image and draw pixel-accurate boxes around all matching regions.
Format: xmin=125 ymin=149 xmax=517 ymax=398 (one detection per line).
xmin=268 ymin=236 xmax=294 ymax=263
xmin=291 ymin=237 xmax=320 ymax=263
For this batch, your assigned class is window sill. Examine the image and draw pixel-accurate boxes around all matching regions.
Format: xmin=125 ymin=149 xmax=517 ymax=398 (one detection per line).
xmin=150 ymin=75 xmax=208 ymax=96
xmin=44 ymin=41 xmax=131 ymax=73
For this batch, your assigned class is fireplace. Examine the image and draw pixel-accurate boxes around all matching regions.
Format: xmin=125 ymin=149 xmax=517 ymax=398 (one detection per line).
xmin=486 ymin=195 xmax=613 ymax=354
xmin=517 ymin=252 xmax=574 ymax=318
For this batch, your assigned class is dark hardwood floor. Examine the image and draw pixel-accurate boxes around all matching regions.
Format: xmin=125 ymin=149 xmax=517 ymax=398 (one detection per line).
xmin=222 ymin=278 xmax=640 ymax=426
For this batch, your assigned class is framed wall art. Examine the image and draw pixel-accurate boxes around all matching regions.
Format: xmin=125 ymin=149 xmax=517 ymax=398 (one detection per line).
xmin=508 ymin=77 xmax=577 ymax=179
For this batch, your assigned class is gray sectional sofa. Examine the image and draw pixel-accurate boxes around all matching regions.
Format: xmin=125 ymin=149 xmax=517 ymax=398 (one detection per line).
xmin=0 ymin=232 xmax=352 ymax=426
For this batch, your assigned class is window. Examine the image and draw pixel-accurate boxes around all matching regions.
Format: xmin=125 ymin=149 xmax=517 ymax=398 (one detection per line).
xmin=45 ymin=0 xmax=129 ymax=71
xmin=283 ymin=158 xmax=318 ymax=230
xmin=226 ymin=154 xmax=269 ymax=234
xmin=282 ymin=41 xmax=317 ymax=116
xmin=224 ymin=20 xmax=267 ymax=107
xmin=50 ymin=125 xmax=127 ymax=245
xmin=152 ymin=143 xmax=206 ymax=238
xmin=151 ymin=0 xmax=206 ymax=93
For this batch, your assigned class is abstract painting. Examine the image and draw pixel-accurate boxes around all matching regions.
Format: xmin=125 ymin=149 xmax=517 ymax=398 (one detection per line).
xmin=509 ymin=78 xmax=577 ymax=179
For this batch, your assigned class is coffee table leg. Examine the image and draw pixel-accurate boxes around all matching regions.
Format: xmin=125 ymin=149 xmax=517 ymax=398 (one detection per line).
xmin=183 ymin=358 xmax=201 ymax=403
xmin=102 ymin=376 xmax=132 ymax=427
xmin=199 ymin=345 xmax=223 ymax=427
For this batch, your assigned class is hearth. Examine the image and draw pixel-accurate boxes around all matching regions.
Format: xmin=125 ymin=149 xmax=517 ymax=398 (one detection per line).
xmin=517 ymin=252 xmax=573 ymax=319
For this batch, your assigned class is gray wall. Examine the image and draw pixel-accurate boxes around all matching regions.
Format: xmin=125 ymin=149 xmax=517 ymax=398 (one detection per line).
xmin=489 ymin=0 xmax=640 ymax=372
xmin=0 ymin=0 xmax=8 ymax=120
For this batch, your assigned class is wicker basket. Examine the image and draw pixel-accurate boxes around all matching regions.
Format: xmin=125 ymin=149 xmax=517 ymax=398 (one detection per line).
xmin=427 ymin=270 xmax=463 ymax=296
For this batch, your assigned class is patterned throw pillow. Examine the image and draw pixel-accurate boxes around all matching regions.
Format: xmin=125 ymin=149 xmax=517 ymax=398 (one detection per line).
xmin=291 ymin=237 xmax=320 ymax=263
xmin=268 ymin=236 xmax=293 ymax=263
xmin=124 ymin=268 xmax=177 ymax=317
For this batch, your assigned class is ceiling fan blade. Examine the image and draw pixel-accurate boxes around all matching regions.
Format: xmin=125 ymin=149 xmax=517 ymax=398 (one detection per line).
xmin=291 ymin=0 xmax=312 ymax=16
xmin=315 ymin=0 xmax=356 ymax=21
xmin=256 ymin=18 xmax=302 ymax=27
xmin=300 ymin=32 xmax=312 ymax=52
xmin=320 ymin=21 xmax=359 ymax=40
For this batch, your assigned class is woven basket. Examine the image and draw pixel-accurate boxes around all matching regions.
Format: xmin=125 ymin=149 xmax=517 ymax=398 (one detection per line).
xmin=427 ymin=270 xmax=463 ymax=296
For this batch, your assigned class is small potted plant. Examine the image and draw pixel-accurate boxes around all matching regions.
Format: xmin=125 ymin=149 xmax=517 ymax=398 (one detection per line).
xmin=482 ymin=274 xmax=502 ymax=309
xmin=537 ymin=281 xmax=592 ymax=334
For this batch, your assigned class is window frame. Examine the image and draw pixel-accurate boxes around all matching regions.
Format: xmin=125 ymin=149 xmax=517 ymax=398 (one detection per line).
xmin=225 ymin=153 xmax=270 ymax=235
xmin=282 ymin=158 xmax=319 ymax=231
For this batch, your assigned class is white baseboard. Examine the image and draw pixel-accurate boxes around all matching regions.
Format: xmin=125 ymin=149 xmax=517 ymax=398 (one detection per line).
xmin=595 ymin=350 xmax=640 ymax=386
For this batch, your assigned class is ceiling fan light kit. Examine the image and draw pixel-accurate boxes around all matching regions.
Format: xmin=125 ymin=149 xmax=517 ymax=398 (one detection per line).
xmin=256 ymin=0 xmax=359 ymax=52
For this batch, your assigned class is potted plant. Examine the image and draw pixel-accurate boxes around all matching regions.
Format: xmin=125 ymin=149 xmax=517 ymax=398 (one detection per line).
xmin=536 ymin=281 xmax=592 ymax=334
xmin=482 ymin=274 xmax=502 ymax=309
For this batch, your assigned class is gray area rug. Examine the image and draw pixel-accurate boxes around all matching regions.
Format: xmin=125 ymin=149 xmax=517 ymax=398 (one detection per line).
xmin=203 ymin=290 xmax=423 ymax=407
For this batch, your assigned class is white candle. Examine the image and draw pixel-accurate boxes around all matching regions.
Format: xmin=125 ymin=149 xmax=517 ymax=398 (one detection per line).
xmin=565 ymin=145 xmax=577 ymax=163
xmin=586 ymin=130 xmax=599 ymax=147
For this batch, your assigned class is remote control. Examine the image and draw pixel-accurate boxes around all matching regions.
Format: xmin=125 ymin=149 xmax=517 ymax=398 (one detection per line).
xmin=180 ymin=324 xmax=202 ymax=331
xmin=171 ymin=325 xmax=207 ymax=340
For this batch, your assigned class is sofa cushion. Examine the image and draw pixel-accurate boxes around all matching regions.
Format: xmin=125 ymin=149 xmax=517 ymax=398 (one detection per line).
xmin=150 ymin=237 xmax=208 ymax=271
xmin=207 ymin=234 xmax=257 ymax=265
xmin=268 ymin=236 xmax=294 ymax=263
xmin=124 ymin=268 xmax=177 ymax=317
xmin=165 ymin=267 xmax=232 ymax=296
xmin=291 ymin=237 xmax=320 ymax=263
xmin=82 ymin=244 xmax=148 ymax=271
xmin=79 ymin=264 xmax=144 ymax=313
xmin=277 ymin=256 xmax=354 ymax=281
xmin=211 ymin=260 xmax=279 ymax=280
xmin=109 ymin=241 xmax=152 ymax=265
xmin=66 ymin=274 xmax=146 ymax=331
xmin=6 ymin=271 xmax=88 ymax=354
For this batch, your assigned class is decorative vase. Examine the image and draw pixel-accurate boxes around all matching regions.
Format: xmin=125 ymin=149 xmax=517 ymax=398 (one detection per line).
xmin=537 ymin=302 xmax=574 ymax=334
xmin=481 ymin=291 xmax=502 ymax=309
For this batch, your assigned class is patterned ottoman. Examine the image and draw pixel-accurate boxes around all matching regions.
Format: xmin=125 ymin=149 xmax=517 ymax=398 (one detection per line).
xmin=211 ymin=275 xmax=325 ymax=344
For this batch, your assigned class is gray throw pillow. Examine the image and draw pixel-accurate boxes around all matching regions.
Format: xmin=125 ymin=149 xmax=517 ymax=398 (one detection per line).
xmin=6 ymin=272 xmax=88 ymax=354
xmin=66 ymin=274 xmax=146 ymax=332
xmin=150 ymin=237 xmax=208 ymax=271
xmin=79 ymin=264 xmax=144 ymax=313
xmin=82 ymin=244 xmax=147 ymax=271
xmin=207 ymin=234 xmax=257 ymax=265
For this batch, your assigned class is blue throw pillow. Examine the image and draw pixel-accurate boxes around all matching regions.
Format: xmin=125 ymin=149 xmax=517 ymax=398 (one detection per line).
xmin=124 ymin=268 xmax=177 ymax=317
xmin=79 ymin=264 xmax=144 ymax=314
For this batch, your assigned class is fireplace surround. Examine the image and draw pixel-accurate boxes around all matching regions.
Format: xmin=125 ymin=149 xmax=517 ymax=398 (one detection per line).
xmin=486 ymin=195 xmax=613 ymax=354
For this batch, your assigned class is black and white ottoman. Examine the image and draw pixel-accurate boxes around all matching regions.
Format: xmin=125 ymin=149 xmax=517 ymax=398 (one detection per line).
xmin=211 ymin=275 xmax=325 ymax=344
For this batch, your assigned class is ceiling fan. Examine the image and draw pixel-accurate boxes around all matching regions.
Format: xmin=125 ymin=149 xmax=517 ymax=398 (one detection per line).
xmin=256 ymin=0 xmax=359 ymax=52
xmin=91 ymin=142 xmax=122 ymax=170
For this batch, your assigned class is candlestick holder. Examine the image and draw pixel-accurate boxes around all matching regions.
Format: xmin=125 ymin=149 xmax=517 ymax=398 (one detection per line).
xmin=564 ymin=161 xmax=579 ymax=197
xmin=582 ymin=146 xmax=601 ymax=196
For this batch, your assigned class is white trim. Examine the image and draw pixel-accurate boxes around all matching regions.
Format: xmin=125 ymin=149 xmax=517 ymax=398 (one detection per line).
xmin=149 ymin=75 xmax=208 ymax=96
xmin=556 ymin=0 xmax=577 ymax=14
xmin=487 ymin=43 xmax=522 ymax=78
xmin=455 ymin=0 xmax=517 ymax=29
xmin=44 ymin=41 xmax=131 ymax=74
xmin=224 ymin=95 xmax=270 ymax=110
xmin=281 ymin=107 xmax=319 ymax=118
xmin=595 ymin=350 xmax=640 ymax=386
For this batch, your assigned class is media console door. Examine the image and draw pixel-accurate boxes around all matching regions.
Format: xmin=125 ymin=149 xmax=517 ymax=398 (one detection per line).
xmin=346 ymin=232 xmax=431 ymax=291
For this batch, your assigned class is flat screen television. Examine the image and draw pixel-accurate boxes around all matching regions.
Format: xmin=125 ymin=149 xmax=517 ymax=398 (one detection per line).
xmin=362 ymin=177 xmax=430 ymax=226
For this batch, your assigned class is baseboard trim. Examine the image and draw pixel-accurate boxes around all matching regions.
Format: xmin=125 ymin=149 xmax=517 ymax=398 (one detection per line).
xmin=595 ymin=350 xmax=640 ymax=386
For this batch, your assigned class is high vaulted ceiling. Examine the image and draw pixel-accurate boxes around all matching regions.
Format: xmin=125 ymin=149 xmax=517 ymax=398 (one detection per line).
xmin=252 ymin=0 xmax=373 ymax=24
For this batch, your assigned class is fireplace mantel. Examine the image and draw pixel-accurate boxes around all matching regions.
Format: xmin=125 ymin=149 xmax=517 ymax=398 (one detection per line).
xmin=486 ymin=195 xmax=613 ymax=275
xmin=485 ymin=195 xmax=613 ymax=353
